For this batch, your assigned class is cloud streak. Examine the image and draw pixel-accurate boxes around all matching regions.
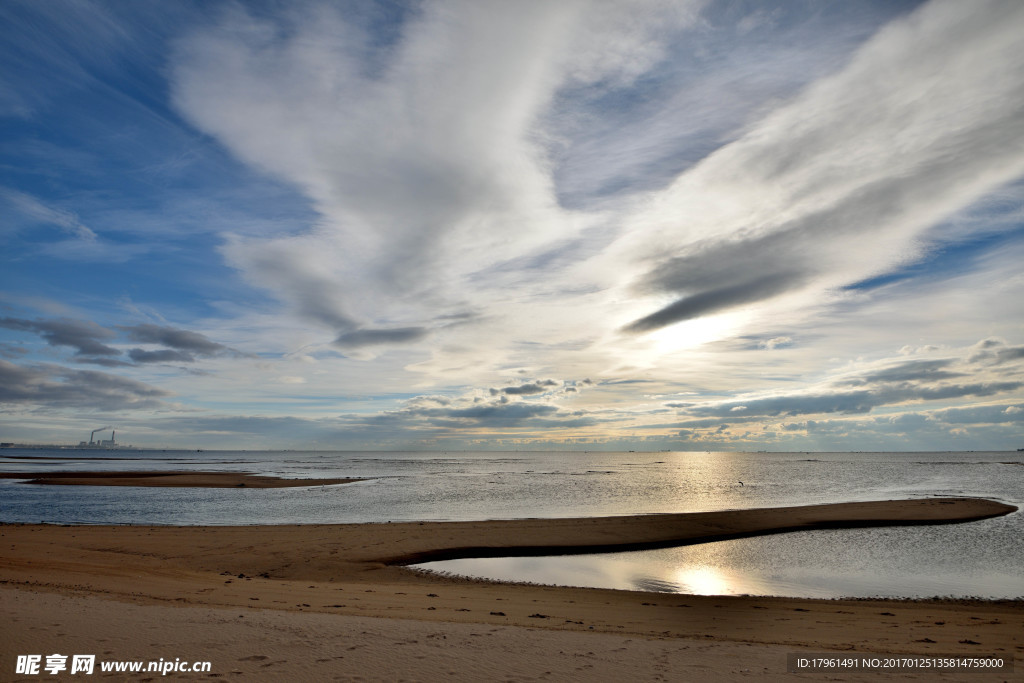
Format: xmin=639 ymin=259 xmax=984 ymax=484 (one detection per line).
xmin=0 ymin=317 xmax=119 ymax=357
xmin=621 ymin=0 xmax=1024 ymax=332
xmin=0 ymin=360 xmax=171 ymax=411
xmin=0 ymin=318 xmax=244 ymax=366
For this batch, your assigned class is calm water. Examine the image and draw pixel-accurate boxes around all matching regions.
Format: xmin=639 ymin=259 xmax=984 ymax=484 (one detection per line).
xmin=1 ymin=449 xmax=1021 ymax=599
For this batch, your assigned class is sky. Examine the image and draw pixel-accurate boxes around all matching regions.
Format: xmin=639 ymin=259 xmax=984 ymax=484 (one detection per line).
xmin=2 ymin=0 xmax=1024 ymax=451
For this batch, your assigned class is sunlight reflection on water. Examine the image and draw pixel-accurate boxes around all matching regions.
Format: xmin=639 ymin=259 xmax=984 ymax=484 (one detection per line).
xmin=416 ymin=522 xmax=1024 ymax=599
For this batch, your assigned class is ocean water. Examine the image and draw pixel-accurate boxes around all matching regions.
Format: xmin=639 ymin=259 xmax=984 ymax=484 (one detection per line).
xmin=1 ymin=449 xmax=1021 ymax=599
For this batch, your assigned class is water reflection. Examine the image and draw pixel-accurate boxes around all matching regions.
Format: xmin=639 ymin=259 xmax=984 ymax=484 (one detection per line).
xmin=672 ymin=566 xmax=730 ymax=595
xmin=416 ymin=525 xmax=1024 ymax=600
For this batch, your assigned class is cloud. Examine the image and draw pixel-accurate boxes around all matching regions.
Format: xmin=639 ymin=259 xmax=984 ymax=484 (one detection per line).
xmin=431 ymin=401 xmax=559 ymax=424
xmin=621 ymin=0 xmax=1024 ymax=333
xmin=0 ymin=317 xmax=248 ymax=367
xmin=759 ymin=336 xmax=793 ymax=350
xmin=495 ymin=379 xmax=559 ymax=396
xmin=120 ymin=324 xmax=233 ymax=356
xmin=155 ymin=415 xmax=317 ymax=436
xmin=844 ymin=359 xmax=965 ymax=384
xmin=128 ymin=348 xmax=196 ymax=364
xmin=172 ymin=1 xmax=586 ymax=334
xmin=0 ymin=317 xmax=119 ymax=357
xmin=333 ymin=327 xmax=429 ymax=349
xmin=968 ymin=338 xmax=1024 ymax=365
xmin=74 ymin=357 xmax=135 ymax=368
xmin=0 ymin=360 xmax=172 ymax=411
xmin=932 ymin=403 xmax=1024 ymax=425
xmin=675 ymin=341 xmax=1024 ymax=423
xmin=162 ymin=0 xmax=1024 ymax=403
xmin=690 ymin=381 xmax=1022 ymax=419
xmin=354 ymin=378 xmax=594 ymax=433
xmin=4 ymin=1 xmax=1024 ymax=451
xmin=168 ymin=0 xmax=712 ymax=349
xmin=624 ymin=270 xmax=805 ymax=332
xmin=1 ymin=188 xmax=98 ymax=241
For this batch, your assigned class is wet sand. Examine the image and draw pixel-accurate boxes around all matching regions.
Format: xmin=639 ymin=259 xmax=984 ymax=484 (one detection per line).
xmin=2 ymin=498 xmax=1020 ymax=681
xmin=0 ymin=471 xmax=359 ymax=488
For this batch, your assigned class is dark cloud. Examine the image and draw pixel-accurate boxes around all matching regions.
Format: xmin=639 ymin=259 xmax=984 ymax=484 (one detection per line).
xmin=969 ymin=338 xmax=1024 ymax=365
xmin=623 ymin=223 xmax=819 ymax=334
xmin=0 ymin=319 xmax=243 ymax=366
xmin=75 ymin=357 xmax=135 ymax=368
xmin=497 ymin=380 xmax=559 ymax=396
xmin=0 ymin=344 xmax=28 ymax=359
xmin=844 ymin=359 xmax=964 ymax=384
xmin=443 ymin=402 xmax=557 ymax=421
xmin=624 ymin=271 xmax=804 ymax=333
xmin=395 ymin=400 xmax=560 ymax=428
xmin=353 ymin=386 xmax=602 ymax=433
xmin=600 ymin=378 xmax=653 ymax=385
xmin=0 ymin=316 xmax=120 ymax=356
xmin=0 ymin=360 xmax=171 ymax=411
xmin=689 ymin=381 xmax=1023 ymax=419
xmin=128 ymin=348 xmax=195 ymax=364
xmin=673 ymin=416 xmax=765 ymax=428
xmin=333 ymin=326 xmax=429 ymax=348
xmin=120 ymin=324 xmax=230 ymax=355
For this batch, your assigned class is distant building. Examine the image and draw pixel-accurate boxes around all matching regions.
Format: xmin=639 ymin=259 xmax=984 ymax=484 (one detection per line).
xmin=78 ymin=429 xmax=125 ymax=449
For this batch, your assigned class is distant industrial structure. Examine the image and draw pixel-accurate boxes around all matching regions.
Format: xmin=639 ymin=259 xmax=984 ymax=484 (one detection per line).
xmin=78 ymin=427 xmax=127 ymax=449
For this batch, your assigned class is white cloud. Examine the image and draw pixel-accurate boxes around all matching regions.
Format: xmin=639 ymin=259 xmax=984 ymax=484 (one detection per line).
xmin=613 ymin=0 xmax=1024 ymax=334
xmin=2 ymin=188 xmax=97 ymax=241
xmin=173 ymin=2 xmax=590 ymax=331
xmin=169 ymin=1 xmax=716 ymax=356
xmin=149 ymin=0 xmax=1024 ymax=446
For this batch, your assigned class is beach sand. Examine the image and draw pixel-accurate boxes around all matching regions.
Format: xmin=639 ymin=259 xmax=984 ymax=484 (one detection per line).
xmin=2 ymin=498 xmax=1020 ymax=681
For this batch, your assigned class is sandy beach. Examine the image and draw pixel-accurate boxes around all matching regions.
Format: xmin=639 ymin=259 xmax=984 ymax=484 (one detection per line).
xmin=2 ymin=498 xmax=1021 ymax=681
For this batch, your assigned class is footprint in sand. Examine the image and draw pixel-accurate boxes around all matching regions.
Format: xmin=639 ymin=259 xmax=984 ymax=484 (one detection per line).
xmin=238 ymin=655 xmax=268 ymax=662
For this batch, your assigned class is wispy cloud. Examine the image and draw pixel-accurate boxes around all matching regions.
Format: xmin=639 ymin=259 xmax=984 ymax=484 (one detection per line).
xmin=0 ymin=317 xmax=245 ymax=366
xmin=619 ymin=0 xmax=1024 ymax=333
xmin=1 ymin=189 xmax=97 ymax=241
xmin=0 ymin=360 xmax=172 ymax=411
xmin=120 ymin=323 xmax=240 ymax=358
xmin=0 ymin=317 xmax=119 ymax=357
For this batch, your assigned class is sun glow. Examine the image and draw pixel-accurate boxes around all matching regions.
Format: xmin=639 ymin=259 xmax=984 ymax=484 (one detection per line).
xmin=673 ymin=565 xmax=733 ymax=596
xmin=648 ymin=311 xmax=747 ymax=354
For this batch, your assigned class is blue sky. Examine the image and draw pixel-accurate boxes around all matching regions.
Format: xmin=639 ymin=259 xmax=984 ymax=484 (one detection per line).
xmin=2 ymin=0 xmax=1023 ymax=450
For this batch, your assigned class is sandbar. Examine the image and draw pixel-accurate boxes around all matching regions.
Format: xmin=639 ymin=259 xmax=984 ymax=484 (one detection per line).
xmin=0 ymin=470 xmax=359 ymax=488
xmin=2 ymin=498 xmax=1020 ymax=680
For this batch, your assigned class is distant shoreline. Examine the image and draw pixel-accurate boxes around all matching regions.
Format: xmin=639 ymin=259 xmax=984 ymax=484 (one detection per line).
xmin=4 ymin=445 xmax=1024 ymax=454
xmin=0 ymin=470 xmax=360 ymax=488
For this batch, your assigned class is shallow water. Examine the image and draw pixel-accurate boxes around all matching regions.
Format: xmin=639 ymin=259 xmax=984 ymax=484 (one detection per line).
xmin=1 ymin=449 xmax=1021 ymax=598
xmin=416 ymin=515 xmax=1024 ymax=599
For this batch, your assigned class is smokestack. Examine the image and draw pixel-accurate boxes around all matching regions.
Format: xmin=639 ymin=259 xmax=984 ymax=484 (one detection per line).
xmin=89 ymin=426 xmax=111 ymax=445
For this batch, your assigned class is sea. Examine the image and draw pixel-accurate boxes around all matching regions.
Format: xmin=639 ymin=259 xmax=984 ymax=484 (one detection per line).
xmin=1 ymin=449 xmax=1021 ymax=600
